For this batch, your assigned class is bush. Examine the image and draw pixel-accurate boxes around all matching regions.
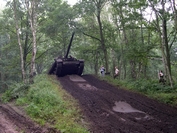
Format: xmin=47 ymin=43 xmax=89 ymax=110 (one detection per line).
xmin=1 ymin=82 xmax=29 ymax=102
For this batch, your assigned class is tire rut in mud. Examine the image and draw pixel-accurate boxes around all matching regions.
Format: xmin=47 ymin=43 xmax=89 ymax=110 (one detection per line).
xmin=58 ymin=74 xmax=177 ymax=133
xmin=0 ymin=104 xmax=58 ymax=133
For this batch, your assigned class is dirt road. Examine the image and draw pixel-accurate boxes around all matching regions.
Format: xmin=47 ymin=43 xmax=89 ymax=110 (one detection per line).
xmin=0 ymin=74 xmax=177 ymax=133
xmin=0 ymin=103 xmax=51 ymax=133
xmin=59 ymin=75 xmax=177 ymax=133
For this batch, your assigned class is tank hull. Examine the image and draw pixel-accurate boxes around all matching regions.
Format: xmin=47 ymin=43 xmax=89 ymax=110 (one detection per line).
xmin=48 ymin=32 xmax=84 ymax=77
xmin=48 ymin=58 xmax=84 ymax=77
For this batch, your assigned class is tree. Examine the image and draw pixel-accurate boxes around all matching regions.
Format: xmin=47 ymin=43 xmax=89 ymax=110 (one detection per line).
xmin=76 ymin=0 xmax=110 ymax=73
xmin=111 ymin=0 xmax=151 ymax=79
xmin=13 ymin=0 xmax=26 ymax=83
xmin=25 ymin=0 xmax=38 ymax=83
xmin=148 ymin=0 xmax=174 ymax=87
xmin=171 ymin=0 xmax=177 ymax=30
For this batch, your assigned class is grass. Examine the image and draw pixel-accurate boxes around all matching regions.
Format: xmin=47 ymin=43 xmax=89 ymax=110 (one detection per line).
xmin=102 ymin=75 xmax=177 ymax=107
xmin=2 ymin=74 xmax=89 ymax=133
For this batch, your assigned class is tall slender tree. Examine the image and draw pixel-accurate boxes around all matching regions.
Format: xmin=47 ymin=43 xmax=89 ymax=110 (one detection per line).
xmin=13 ymin=0 xmax=26 ymax=83
xmin=25 ymin=0 xmax=38 ymax=83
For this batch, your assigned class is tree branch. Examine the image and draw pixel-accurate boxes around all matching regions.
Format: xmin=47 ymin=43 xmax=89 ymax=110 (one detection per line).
xmin=83 ymin=32 xmax=101 ymax=42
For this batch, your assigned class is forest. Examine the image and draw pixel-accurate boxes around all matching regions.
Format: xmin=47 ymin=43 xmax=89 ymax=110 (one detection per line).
xmin=0 ymin=0 xmax=177 ymax=89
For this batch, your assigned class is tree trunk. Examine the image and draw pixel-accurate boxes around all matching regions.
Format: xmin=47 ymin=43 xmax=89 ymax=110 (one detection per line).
xmin=161 ymin=1 xmax=173 ymax=87
xmin=13 ymin=0 xmax=26 ymax=83
xmin=96 ymin=14 xmax=108 ymax=73
xmin=119 ymin=3 xmax=132 ymax=79
xmin=25 ymin=0 xmax=38 ymax=83
xmin=23 ymin=15 xmax=30 ymax=71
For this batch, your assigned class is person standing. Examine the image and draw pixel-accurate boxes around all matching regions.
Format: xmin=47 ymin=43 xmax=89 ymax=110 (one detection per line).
xmin=114 ymin=66 xmax=119 ymax=79
xmin=158 ymin=70 xmax=165 ymax=84
xmin=100 ymin=66 xmax=105 ymax=77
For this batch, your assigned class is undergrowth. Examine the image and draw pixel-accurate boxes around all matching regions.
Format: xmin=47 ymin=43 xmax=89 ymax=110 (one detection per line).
xmin=1 ymin=74 xmax=89 ymax=133
xmin=103 ymin=75 xmax=177 ymax=107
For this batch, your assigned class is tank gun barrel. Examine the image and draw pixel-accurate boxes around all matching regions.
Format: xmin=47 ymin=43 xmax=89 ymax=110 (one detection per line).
xmin=65 ymin=32 xmax=75 ymax=58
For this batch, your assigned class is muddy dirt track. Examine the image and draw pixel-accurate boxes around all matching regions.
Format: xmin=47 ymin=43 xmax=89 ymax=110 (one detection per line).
xmin=0 ymin=74 xmax=177 ymax=133
xmin=58 ymin=74 xmax=177 ymax=133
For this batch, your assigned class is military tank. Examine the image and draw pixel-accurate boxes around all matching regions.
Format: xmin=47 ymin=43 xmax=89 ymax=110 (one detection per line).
xmin=48 ymin=32 xmax=84 ymax=77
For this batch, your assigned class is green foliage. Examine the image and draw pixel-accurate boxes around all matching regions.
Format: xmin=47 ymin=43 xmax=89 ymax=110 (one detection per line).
xmin=15 ymin=74 xmax=89 ymax=133
xmin=1 ymin=89 xmax=12 ymax=102
xmin=151 ymin=93 xmax=177 ymax=105
xmin=124 ymin=79 xmax=176 ymax=94
xmin=1 ymin=82 xmax=29 ymax=102
xmin=1 ymin=1 xmax=177 ymax=130
xmin=103 ymin=76 xmax=177 ymax=106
